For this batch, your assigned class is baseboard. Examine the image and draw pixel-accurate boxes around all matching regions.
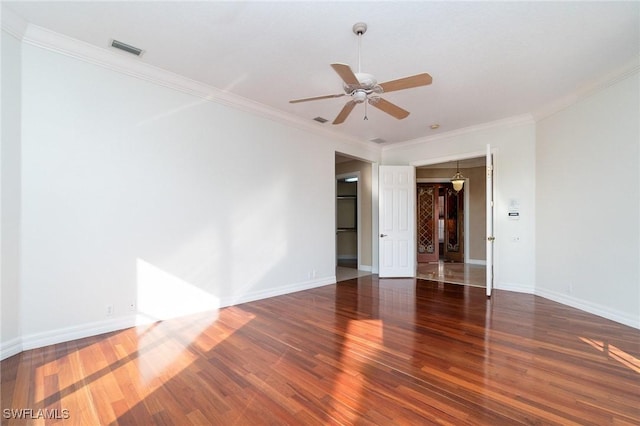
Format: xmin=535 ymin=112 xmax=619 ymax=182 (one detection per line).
xmin=0 ymin=337 xmax=23 ymax=361
xmin=467 ymin=259 xmax=487 ymax=266
xmin=337 ymin=255 xmax=357 ymax=261
xmin=6 ymin=276 xmax=338 ymax=358
xmin=358 ymin=264 xmax=372 ymax=272
xmin=16 ymin=277 xmax=634 ymax=360
xmin=20 ymin=315 xmax=141 ymax=352
xmin=220 ymin=276 xmax=336 ymax=307
xmin=535 ymin=288 xmax=640 ymax=329
xmin=495 ymin=282 xmax=533 ymax=294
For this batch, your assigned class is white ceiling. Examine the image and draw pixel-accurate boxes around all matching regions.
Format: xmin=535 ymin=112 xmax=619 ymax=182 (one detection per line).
xmin=4 ymin=1 xmax=639 ymax=146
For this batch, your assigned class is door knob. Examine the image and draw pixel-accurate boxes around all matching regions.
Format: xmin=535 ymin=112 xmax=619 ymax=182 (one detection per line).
xmin=380 ymin=234 xmax=388 ymax=238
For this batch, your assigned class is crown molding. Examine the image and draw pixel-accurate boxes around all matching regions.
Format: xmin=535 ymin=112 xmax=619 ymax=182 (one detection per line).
xmin=1 ymin=6 xmax=28 ymax=39
xmin=2 ymin=14 xmax=376 ymax=153
xmin=533 ymin=56 xmax=640 ymax=122
xmin=381 ymin=55 xmax=639 ymax=153
xmin=382 ymin=113 xmax=535 ymax=152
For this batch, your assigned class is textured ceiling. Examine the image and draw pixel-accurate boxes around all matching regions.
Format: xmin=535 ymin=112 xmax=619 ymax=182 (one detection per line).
xmin=4 ymin=1 xmax=639 ymax=145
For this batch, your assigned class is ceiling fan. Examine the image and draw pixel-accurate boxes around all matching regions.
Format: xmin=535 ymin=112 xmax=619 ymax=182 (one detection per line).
xmin=289 ymin=22 xmax=433 ymax=125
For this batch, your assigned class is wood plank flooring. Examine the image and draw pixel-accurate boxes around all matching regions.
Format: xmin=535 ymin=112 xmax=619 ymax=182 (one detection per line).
xmin=2 ymin=276 xmax=639 ymax=425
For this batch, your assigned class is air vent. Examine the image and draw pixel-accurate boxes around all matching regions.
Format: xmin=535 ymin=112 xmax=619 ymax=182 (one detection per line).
xmin=370 ymin=138 xmax=387 ymax=144
xmin=313 ymin=117 xmax=328 ymax=123
xmin=110 ymin=39 xmax=144 ymax=56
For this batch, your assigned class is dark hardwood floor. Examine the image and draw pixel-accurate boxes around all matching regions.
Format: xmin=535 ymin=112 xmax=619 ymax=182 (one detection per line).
xmin=2 ymin=276 xmax=639 ymax=425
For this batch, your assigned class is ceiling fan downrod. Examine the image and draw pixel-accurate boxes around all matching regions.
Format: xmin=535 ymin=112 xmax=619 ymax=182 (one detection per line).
xmin=352 ymin=22 xmax=367 ymax=74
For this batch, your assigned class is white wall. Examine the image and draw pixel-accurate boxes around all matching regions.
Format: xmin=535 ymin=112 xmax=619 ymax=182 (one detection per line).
xmin=382 ymin=117 xmax=537 ymax=293
xmin=5 ymin=17 xmax=636 ymax=361
xmin=11 ymin=38 xmax=379 ymax=351
xmin=536 ymin=71 xmax=640 ymax=328
xmin=1 ymin=30 xmax=23 ymax=358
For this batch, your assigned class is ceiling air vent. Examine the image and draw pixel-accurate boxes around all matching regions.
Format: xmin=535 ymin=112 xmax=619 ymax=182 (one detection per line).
xmin=110 ymin=39 xmax=144 ymax=56
xmin=313 ymin=117 xmax=328 ymax=124
xmin=370 ymin=138 xmax=387 ymax=144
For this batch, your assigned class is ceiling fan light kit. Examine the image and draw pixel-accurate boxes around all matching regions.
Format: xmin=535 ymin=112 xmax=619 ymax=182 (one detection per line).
xmin=290 ymin=22 xmax=432 ymax=125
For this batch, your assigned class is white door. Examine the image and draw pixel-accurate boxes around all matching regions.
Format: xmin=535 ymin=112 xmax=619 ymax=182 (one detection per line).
xmin=379 ymin=166 xmax=416 ymax=277
xmin=486 ymin=145 xmax=494 ymax=296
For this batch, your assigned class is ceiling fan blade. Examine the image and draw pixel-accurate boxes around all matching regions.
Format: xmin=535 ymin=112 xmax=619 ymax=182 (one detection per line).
xmin=379 ymin=73 xmax=433 ymax=93
xmin=369 ymin=97 xmax=410 ymax=120
xmin=333 ymin=100 xmax=357 ymax=124
xmin=289 ymin=93 xmax=346 ymax=104
xmin=331 ymin=63 xmax=360 ymax=86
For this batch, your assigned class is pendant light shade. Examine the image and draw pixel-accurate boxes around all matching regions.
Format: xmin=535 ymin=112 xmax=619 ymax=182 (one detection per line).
xmin=451 ymin=161 xmax=465 ymax=192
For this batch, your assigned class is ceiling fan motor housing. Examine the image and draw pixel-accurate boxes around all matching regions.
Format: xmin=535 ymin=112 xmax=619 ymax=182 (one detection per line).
xmin=355 ymin=73 xmax=376 ymax=89
xmin=343 ymin=72 xmax=379 ymax=94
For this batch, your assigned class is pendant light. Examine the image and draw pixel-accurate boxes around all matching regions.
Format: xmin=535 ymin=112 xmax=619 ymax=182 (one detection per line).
xmin=451 ymin=161 xmax=465 ymax=192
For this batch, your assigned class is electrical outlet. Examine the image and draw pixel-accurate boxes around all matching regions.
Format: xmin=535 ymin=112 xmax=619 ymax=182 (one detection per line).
xmin=106 ymin=304 xmax=114 ymax=317
xmin=129 ymin=301 xmax=136 ymax=312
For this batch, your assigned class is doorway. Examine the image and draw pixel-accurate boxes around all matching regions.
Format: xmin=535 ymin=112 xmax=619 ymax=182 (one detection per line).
xmin=417 ymin=182 xmax=464 ymax=263
xmin=336 ymin=174 xmax=359 ymax=270
xmin=415 ymin=158 xmax=486 ymax=287
xmin=335 ymin=153 xmax=374 ymax=282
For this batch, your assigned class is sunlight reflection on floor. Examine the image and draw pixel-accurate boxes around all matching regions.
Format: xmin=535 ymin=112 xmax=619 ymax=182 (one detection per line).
xmin=330 ymin=319 xmax=384 ymax=422
xmin=579 ymin=336 xmax=640 ymax=374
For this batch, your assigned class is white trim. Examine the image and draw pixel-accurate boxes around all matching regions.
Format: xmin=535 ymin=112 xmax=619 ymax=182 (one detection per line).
xmin=11 ymin=276 xmax=336 ymax=355
xmin=382 ymin=114 xmax=535 ymax=152
xmin=337 ymin=255 xmax=357 ymax=260
xmin=467 ymin=259 xmax=486 ymax=266
xmin=11 ymin=277 xmax=637 ymax=357
xmin=0 ymin=337 xmax=23 ymax=361
xmin=0 ymin=7 xmax=28 ymax=40
xmin=412 ymin=151 xmax=488 ymax=168
xmin=486 ymin=144 xmax=494 ymax=297
xmin=220 ymin=276 xmax=335 ymax=308
xmin=495 ymin=282 xmax=533 ymax=295
xmin=21 ymin=316 xmax=138 ymax=352
xmin=535 ymin=288 xmax=640 ymax=330
xmin=533 ymin=56 xmax=640 ymax=122
xmin=359 ymin=264 xmax=372 ymax=272
xmin=6 ymin=19 xmax=375 ymax=153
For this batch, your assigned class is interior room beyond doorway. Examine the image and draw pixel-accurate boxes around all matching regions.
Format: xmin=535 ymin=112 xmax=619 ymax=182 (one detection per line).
xmin=335 ymin=153 xmax=373 ymax=283
xmin=416 ymin=158 xmax=486 ymax=287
